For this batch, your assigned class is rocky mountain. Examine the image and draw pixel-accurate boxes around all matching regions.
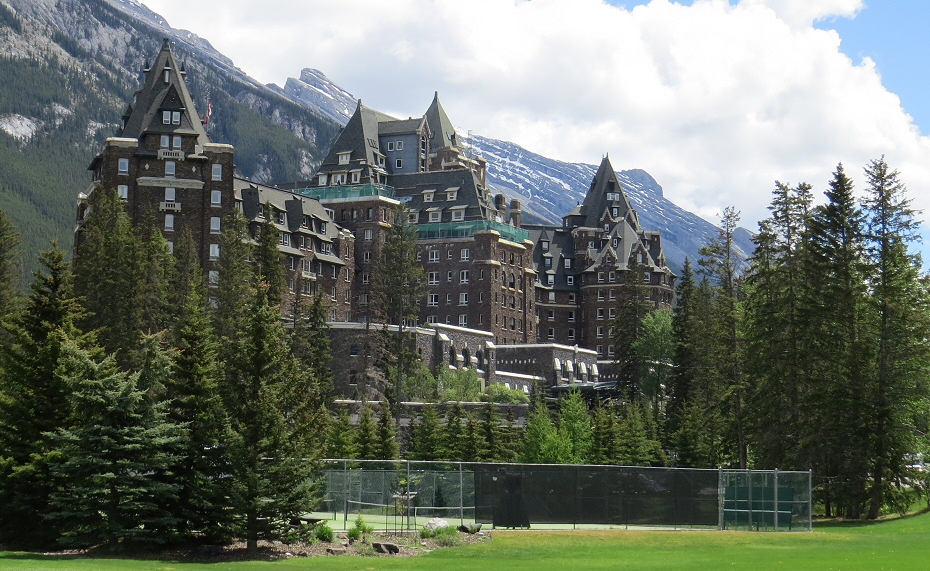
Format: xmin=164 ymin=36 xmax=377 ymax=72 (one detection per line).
xmin=276 ymin=67 xmax=753 ymax=272
xmin=0 ymin=0 xmax=343 ymax=277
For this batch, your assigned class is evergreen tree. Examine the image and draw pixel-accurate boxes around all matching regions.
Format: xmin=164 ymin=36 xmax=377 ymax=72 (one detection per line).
xmin=0 ymin=208 xmax=21 ymax=324
xmin=558 ymin=390 xmax=592 ymax=464
xmin=213 ymin=210 xmax=253 ymax=362
xmin=253 ymin=204 xmax=285 ymax=304
xmin=355 ymin=401 xmax=378 ymax=460
xmin=371 ymin=204 xmax=427 ymax=410
xmin=615 ymin=404 xmax=657 ymax=466
xmin=699 ymin=206 xmax=747 ymax=468
xmin=590 ymin=403 xmax=618 ymax=465
xmin=667 ymin=258 xmax=696 ymax=437
xmin=375 ymin=400 xmax=399 ymax=460
xmin=409 ymin=405 xmax=443 ymax=461
xmin=221 ymin=285 xmax=318 ymax=552
xmin=861 ymin=158 xmax=930 ymax=518
xmin=0 ymin=245 xmax=94 ymax=548
xmin=497 ymin=406 xmax=522 ymax=463
xmin=327 ymin=407 xmax=357 ymax=459
xmin=168 ymin=263 xmax=234 ymax=540
xmin=634 ymin=308 xmax=674 ymax=428
xmin=521 ymin=401 xmax=571 ymax=463
xmin=802 ymin=164 xmax=871 ymax=517
xmin=442 ymin=401 xmax=466 ymax=461
xmin=477 ymin=402 xmax=504 ymax=462
xmin=46 ymin=339 xmax=183 ymax=550
xmin=612 ymin=258 xmax=653 ymax=401
xmin=290 ymin=292 xmax=334 ymax=404
xmin=134 ymin=218 xmax=175 ymax=339
xmin=461 ymin=412 xmax=483 ymax=463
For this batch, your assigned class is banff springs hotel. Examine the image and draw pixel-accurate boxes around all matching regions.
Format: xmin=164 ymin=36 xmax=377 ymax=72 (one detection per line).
xmin=77 ymin=39 xmax=677 ymax=403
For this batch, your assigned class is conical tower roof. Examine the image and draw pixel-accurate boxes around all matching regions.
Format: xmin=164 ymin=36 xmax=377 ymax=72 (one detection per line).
xmin=579 ymin=155 xmax=635 ymax=228
xmin=425 ymin=91 xmax=459 ymax=149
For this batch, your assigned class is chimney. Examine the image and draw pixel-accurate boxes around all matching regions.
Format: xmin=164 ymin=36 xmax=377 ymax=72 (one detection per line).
xmin=509 ymin=199 xmax=522 ymax=228
xmin=494 ymin=193 xmax=507 ymax=212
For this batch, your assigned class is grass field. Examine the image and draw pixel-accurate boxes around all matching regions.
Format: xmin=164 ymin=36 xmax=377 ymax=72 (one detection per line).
xmin=2 ymin=511 xmax=928 ymax=571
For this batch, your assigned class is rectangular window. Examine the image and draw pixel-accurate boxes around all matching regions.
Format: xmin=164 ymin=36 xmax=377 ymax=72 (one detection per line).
xmin=331 ymin=286 xmax=336 ymax=300
xmin=160 ymin=134 xmax=170 ymax=148
xmin=162 ymin=110 xmax=171 ymax=124
xmin=567 ymin=276 xmax=574 ymax=285
xmin=165 ymin=161 xmax=176 ymax=177
xmin=395 ymin=158 xmax=403 ymax=169
xmin=447 ymin=271 xmax=453 ymax=282
xmin=547 ymin=328 xmax=555 ymax=340
xmin=364 ymin=229 xmax=372 ymax=241
xmin=545 ymin=258 xmax=552 ymax=268
xmin=446 ymin=293 xmax=452 ymax=305
xmin=117 ymin=185 xmax=128 ymax=200
xmin=447 ymin=190 xmax=457 ymax=201
xmin=460 ymin=270 xmax=469 ymax=284
xmin=279 ymin=232 xmax=289 ymax=246
xmin=541 ymin=241 xmax=549 ymax=251
xmin=345 ymin=268 xmax=351 ymax=282
xmin=164 ymin=187 xmax=176 ymax=202
xmin=427 ymin=315 xmax=438 ymax=324
xmin=359 ymin=294 xmax=368 ymax=305
xmin=644 ymin=272 xmax=651 ymax=282
xmin=351 ymin=171 xmax=360 ymax=184
xmin=424 ymin=191 xmax=434 ymax=202
xmin=408 ymin=212 xmax=418 ymax=224
xmin=210 ymin=217 xmax=221 ymax=234
xmin=211 ymin=190 xmax=222 ymax=207
xmin=568 ymin=311 xmax=575 ymax=322
xmin=428 ymin=272 xmax=439 ymax=285
xmin=396 ymin=140 xmax=404 ymax=151
xmin=429 ymin=250 xmax=440 ymax=262
xmin=459 ymin=293 xmax=468 ymax=306
xmin=318 ymin=174 xmax=328 ymax=186
xmin=208 ymin=270 xmax=219 ymax=286
xmin=597 ymin=326 xmax=604 ymax=338
xmin=332 ymin=265 xmax=338 ymax=278
xmin=568 ymin=293 xmax=576 ymax=304
xmin=547 ymin=310 xmax=555 ymax=321
xmin=461 ymin=249 xmax=470 ymax=261
xmin=209 ymin=243 xmax=219 ymax=261
xmin=597 ymin=308 xmax=605 ymax=320
xmin=609 ymin=271 xmax=616 ymax=282
xmin=118 ymin=158 xmax=129 ymax=174
xmin=609 ymin=308 xmax=616 ymax=319
xmin=548 ymin=291 xmax=556 ymax=302
xmin=597 ymin=272 xmax=605 ymax=283
xmin=387 ymin=142 xmax=394 ymax=151
xmin=363 ymin=251 xmax=371 ymax=262
xmin=451 ymin=209 xmax=464 ymax=221
xmin=568 ymin=329 xmax=575 ymax=340
xmin=598 ymin=290 xmax=605 ymax=301
xmin=173 ymin=135 xmax=181 ymax=150
xmin=429 ymin=211 xmax=441 ymax=223
xmin=172 ymin=111 xmax=180 ymax=125
xmin=564 ymin=258 xmax=572 ymax=268
xmin=164 ymin=213 xmax=175 ymax=231
xmin=212 ymin=163 xmax=222 ymax=181
xmin=428 ymin=294 xmax=439 ymax=306
xmin=547 ymin=275 xmax=554 ymax=285
xmin=459 ymin=314 xmax=467 ymax=327
xmin=362 ymin=272 xmax=370 ymax=284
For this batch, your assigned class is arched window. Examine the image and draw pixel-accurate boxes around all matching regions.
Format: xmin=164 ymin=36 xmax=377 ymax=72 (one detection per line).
xmin=462 ymin=348 xmax=471 ymax=368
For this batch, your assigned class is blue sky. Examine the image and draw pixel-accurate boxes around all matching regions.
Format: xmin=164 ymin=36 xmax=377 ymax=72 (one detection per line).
xmin=611 ymin=1 xmax=930 ymax=135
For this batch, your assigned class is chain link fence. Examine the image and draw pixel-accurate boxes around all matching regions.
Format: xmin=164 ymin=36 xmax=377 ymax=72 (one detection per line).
xmin=317 ymin=459 xmax=811 ymax=532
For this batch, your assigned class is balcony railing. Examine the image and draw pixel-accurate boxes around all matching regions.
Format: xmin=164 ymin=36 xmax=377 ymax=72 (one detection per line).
xmin=157 ymin=149 xmax=184 ymax=160
xmin=416 ymin=220 xmax=529 ymax=243
xmin=159 ymin=201 xmax=181 ymax=212
xmin=292 ymin=184 xmax=395 ymax=201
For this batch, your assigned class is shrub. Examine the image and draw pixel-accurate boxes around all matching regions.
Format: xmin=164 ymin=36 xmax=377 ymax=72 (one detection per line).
xmin=314 ymin=522 xmax=335 ymax=543
xmin=348 ymin=515 xmax=374 ymax=542
xmin=421 ymin=525 xmax=460 ymax=546
xmin=481 ymin=383 xmax=529 ymax=404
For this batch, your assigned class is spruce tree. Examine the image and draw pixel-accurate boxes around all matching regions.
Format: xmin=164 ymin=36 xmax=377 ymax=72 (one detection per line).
xmin=46 ymin=339 xmax=183 ymax=550
xmin=327 ymin=407 xmax=357 ymax=459
xmin=290 ymin=292 xmax=334 ymax=404
xmin=221 ymin=285 xmax=318 ymax=552
xmin=521 ymin=401 xmax=571 ymax=464
xmin=213 ymin=210 xmax=253 ymax=360
xmin=861 ymin=158 xmax=930 ymax=518
xmin=667 ymin=258 xmax=696 ymax=438
xmin=477 ymin=402 xmax=504 ymax=462
xmin=409 ymin=405 xmax=443 ymax=461
xmin=254 ymin=204 xmax=285 ymax=304
xmin=0 ymin=208 xmax=21 ymax=324
xmin=461 ymin=412 xmax=483 ymax=463
xmin=612 ymin=258 xmax=653 ymax=401
xmin=355 ymin=401 xmax=378 ymax=460
xmin=590 ymin=403 xmax=617 ymax=465
xmin=558 ymin=390 xmax=593 ymax=464
xmin=375 ymin=400 xmax=400 ymax=460
xmin=168 ymin=261 xmax=234 ymax=540
xmin=0 ymin=245 xmax=94 ymax=548
xmin=442 ymin=401 xmax=466 ymax=461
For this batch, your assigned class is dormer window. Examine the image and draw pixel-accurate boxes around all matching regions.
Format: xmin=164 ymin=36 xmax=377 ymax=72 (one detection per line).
xmin=612 ymin=207 xmax=619 ymax=217
xmin=607 ymin=192 xmax=619 ymax=201
xmin=446 ymin=190 xmax=457 ymax=201
xmin=423 ymin=191 xmax=434 ymax=203
xmin=164 ymin=70 xmax=170 ymax=83
xmin=564 ymin=258 xmax=572 ymax=268
xmin=163 ymin=111 xmax=171 ymax=125
xmin=541 ymin=240 xmax=549 ymax=251
xmin=351 ymin=171 xmax=360 ymax=184
xmin=172 ymin=111 xmax=180 ymax=125
xmin=318 ymin=174 xmax=328 ymax=186
xmin=338 ymin=152 xmax=350 ymax=165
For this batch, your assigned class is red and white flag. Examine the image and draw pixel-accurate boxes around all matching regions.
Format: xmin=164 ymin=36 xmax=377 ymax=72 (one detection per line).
xmin=202 ymin=99 xmax=213 ymax=126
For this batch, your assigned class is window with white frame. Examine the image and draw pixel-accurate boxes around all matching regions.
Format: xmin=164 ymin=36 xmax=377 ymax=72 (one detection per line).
xmin=545 ymin=258 xmax=552 ymax=268
xmin=446 ymin=293 xmax=452 ymax=304
xmin=364 ymin=229 xmax=372 ymax=241
xmin=564 ymin=258 xmax=572 ymax=268
xmin=351 ymin=171 xmax=360 ymax=184
xmin=428 ymin=250 xmax=440 ymax=262
xmin=338 ymin=152 xmax=350 ymax=165
xmin=118 ymin=158 xmax=129 ymax=174
xmin=387 ymin=141 xmax=394 ymax=151
xmin=547 ymin=328 xmax=555 ymax=339
xmin=359 ymin=294 xmax=368 ymax=305
xmin=164 ymin=214 xmax=175 ymax=231
xmin=208 ymin=270 xmax=219 ymax=286
xmin=609 ymin=308 xmax=616 ymax=319
xmin=547 ymin=310 xmax=555 ymax=321
xmin=609 ymin=271 xmax=616 ymax=282
xmin=598 ymin=290 xmax=605 ymax=301
xmin=547 ymin=275 xmax=554 ymax=285
xmin=459 ymin=293 xmax=468 ymax=306
xmin=279 ymin=232 xmax=289 ymax=246
xmin=428 ymin=272 xmax=439 ymax=285
xmin=548 ymin=291 xmax=556 ymax=302
xmin=597 ymin=308 xmax=605 ymax=320
xmin=429 ymin=211 xmax=441 ymax=222
xmin=568 ymin=293 xmax=576 ymax=304
xmin=459 ymin=314 xmax=468 ymax=327
xmin=164 ymin=187 xmax=176 ymax=202
xmin=567 ymin=276 xmax=574 ymax=285
xmin=408 ymin=212 xmax=418 ymax=224
xmin=428 ymin=294 xmax=439 ymax=306
xmin=568 ymin=329 xmax=575 ymax=340
xmin=451 ymin=209 xmax=464 ymax=221
xmin=209 ymin=243 xmax=219 ymax=261
xmin=447 ymin=190 xmax=457 ymax=201
xmin=427 ymin=315 xmax=438 ymax=324
xmin=396 ymin=140 xmax=404 ymax=150
xmin=461 ymin=248 xmax=470 ymax=261
xmin=160 ymin=134 xmax=169 ymax=148
xmin=167 ymin=241 xmax=174 ymax=254
xmin=424 ymin=191 xmax=434 ymax=202
xmin=597 ymin=326 xmax=604 ymax=338
xmin=395 ymin=158 xmax=403 ymax=169
xmin=210 ymin=217 xmax=221 ymax=234
xmin=447 ymin=271 xmax=453 ymax=282
xmin=363 ymin=251 xmax=371 ymax=262
xmin=210 ymin=190 xmax=222 ymax=207
xmin=117 ymin=185 xmax=128 ymax=200
xmin=362 ymin=272 xmax=370 ymax=284
xmin=162 ymin=110 xmax=171 ymax=124
xmin=345 ymin=268 xmax=351 ymax=282
xmin=172 ymin=111 xmax=180 ymax=125
xmin=318 ymin=174 xmax=328 ymax=186
xmin=173 ymin=135 xmax=181 ymax=150
xmin=211 ymin=163 xmax=222 ymax=181
xmin=460 ymin=270 xmax=469 ymax=284
xmin=568 ymin=311 xmax=575 ymax=322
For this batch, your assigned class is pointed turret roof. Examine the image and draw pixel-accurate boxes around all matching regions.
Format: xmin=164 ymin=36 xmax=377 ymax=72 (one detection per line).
xmin=425 ymin=91 xmax=459 ymax=150
xmin=574 ymin=156 xmax=635 ymax=228
xmin=118 ymin=38 xmax=210 ymax=145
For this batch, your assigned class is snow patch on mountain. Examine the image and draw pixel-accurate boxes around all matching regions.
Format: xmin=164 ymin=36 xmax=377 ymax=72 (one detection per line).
xmin=270 ymin=68 xmax=357 ymax=126
xmin=0 ymin=114 xmax=41 ymax=141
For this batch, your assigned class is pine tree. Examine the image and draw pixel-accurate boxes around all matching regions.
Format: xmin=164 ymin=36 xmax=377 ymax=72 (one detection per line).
xmin=557 ymin=390 xmax=592 ymax=464
xmin=615 ymin=404 xmax=655 ymax=466
xmin=134 ymin=218 xmax=175 ymax=338
xmin=221 ymin=285 xmax=318 ymax=552
xmin=461 ymin=412 xmax=483 ymax=463
xmin=213 ymin=210 xmax=253 ymax=360
xmin=289 ymin=292 xmax=334 ymax=404
xmin=375 ymin=400 xmax=399 ymax=460
xmin=371 ymin=204 xmax=427 ymax=410
xmin=0 ymin=245 xmax=94 ymax=548
xmin=477 ymin=402 xmax=504 ymax=462
xmin=590 ymin=403 xmax=617 ymax=465
xmin=861 ymin=158 xmax=930 ymax=518
xmin=667 ymin=258 xmax=696 ymax=438
xmin=441 ymin=401 xmax=466 ymax=461
xmin=0 ymin=208 xmax=21 ymax=324
xmin=498 ymin=406 xmax=522 ymax=463
xmin=46 ymin=339 xmax=183 ymax=550
xmin=409 ymin=405 xmax=443 ymax=461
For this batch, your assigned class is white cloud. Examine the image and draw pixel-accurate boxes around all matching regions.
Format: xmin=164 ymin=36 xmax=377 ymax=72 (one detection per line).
xmin=143 ymin=0 xmax=930 ymax=233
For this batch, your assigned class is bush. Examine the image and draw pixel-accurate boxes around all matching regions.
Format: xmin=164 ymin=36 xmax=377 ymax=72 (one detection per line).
xmin=481 ymin=383 xmax=529 ymax=404
xmin=421 ymin=525 xmax=460 ymax=546
xmin=314 ymin=522 xmax=335 ymax=543
xmin=348 ymin=515 xmax=374 ymax=542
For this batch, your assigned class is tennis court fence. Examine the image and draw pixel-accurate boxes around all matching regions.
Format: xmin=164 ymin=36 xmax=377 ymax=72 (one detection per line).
xmin=316 ymin=460 xmax=812 ymax=532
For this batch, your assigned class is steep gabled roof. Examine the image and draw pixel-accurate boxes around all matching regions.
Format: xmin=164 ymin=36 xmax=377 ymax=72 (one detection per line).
xmin=577 ymin=156 xmax=635 ymax=229
xmin=319 ymin=100 xmax=397 ymax=169
xmin=425 ymin=91 xmax=459 ymax=150
xmin=118 ymin=38 xmax=209 ymax=145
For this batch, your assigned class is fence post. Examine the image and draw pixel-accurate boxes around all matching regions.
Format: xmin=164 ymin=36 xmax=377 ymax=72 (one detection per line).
xmin=718 ymin=467 xmax=724 ymax=531
xmin=808 ymin=470 xmax=813 ymax=532
xmin=773 ymin=469 xmax=779 ymax=532
xmin=407 ymin=460 xmax=412 ymax=533
xmin=459 ymin=462 xmax=464 ymax=527
xmin=344 ymin=459 xmax=348 ymax=531
xmin=748 ymin=470 xmax=754 ymax=531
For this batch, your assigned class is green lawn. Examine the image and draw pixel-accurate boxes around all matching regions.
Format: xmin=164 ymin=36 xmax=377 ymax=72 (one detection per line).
xmin=3 ymin=512 xmax=929 ymax=571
